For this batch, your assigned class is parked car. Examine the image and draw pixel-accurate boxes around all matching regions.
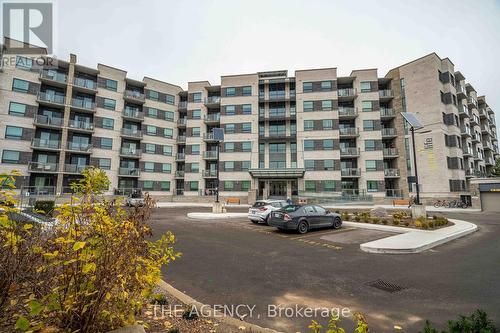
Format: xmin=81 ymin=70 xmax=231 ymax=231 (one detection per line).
xmin=126 ymin=191 xmax=145 ymax=207
xmin=248 ymin=199 xmax=288 ymax=224
xmin=268 ymin=204 xmax=342 ymax=234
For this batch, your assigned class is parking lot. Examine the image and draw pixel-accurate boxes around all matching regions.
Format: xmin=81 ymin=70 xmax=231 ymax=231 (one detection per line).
xmin=150 ymin=206 xmax=500 ymax=332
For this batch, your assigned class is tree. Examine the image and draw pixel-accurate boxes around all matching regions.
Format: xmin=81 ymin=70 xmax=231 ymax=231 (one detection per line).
xmin=490 ymin=158 xmax=500 ymax=177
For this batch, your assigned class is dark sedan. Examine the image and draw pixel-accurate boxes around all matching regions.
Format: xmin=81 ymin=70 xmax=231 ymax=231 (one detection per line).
xmin=268 ymin=204 xmax=342 ymax=234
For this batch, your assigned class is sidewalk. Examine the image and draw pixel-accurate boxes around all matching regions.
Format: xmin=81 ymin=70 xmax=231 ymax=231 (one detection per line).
xmin=323 ymin=204 xmax=481 ymax=213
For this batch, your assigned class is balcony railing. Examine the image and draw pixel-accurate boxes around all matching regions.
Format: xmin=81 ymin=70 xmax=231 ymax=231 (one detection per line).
xmin=467 ymin=97 xmax=478 ymax=108
xmin=121 ymin=128 xmax=143 ymax=138
xmin=203 ymin=133 xmax=218 ymax=141
xmin=338 ymin=107 xmax=358 ymax=118
xmin=124 ymin=90 xmax=145 ymax=102
xmin=338 ymin=88 xmax=356 ymax=97
xmin=341 ymin=168 xmax=361 ymax=177
xmin=268 ymin=91 xmax=286 ymax=99
xmin=455 ymin=84 xmax=466 ymax=96
xmin=119 ymin=167 xmax=141 ymax=176
xmin=202 ymin=170 xmax=218 ymax=178
xmin=28 ymin=162 xmax=58 ymax=172
xmin=34 ymin=115 xmax=63 ymax=127
xmin=340 ymin=147 xmax=360 ymax=156
xmin=31 ymin=138 xmax=61 ymax=150
xmin=462 ymin=148 xmax=473 ymax=156
xmin=67 ymin=142 xmax=92 ymax=152
xmin=64 ymin=164 xmax=88 ymax=173
xmin=178 ymin=101 xmax=188 ymax=109
xmin=204 ymin=113 xmax=221 ymax=122
xmin=176 ymin=153 xmax=185 ymax=160
xmin=339 ymin=127 xmax=359 ymax=136
xmin=120 ymin=147 xmax=142 ymax=157
xmin=381 ymin=128 xmax=397 ymax=137
xmin=71 ymin=98 xmax=96 ymax=111
xmin=175 ymin=171 xmax=185 ymax=178
xmin=73 ymin=77 xmax=97 ymax=90
xmin=177 ymin=135 xmax=186 ymax=142
xmin=40 ymin=70 xmax=67 ymax=83
xmin=380 ymin=108 xmax=395 ymax=117
xmin=379 ymin=90 xmax=393 ymax=98
xmin=122 ymin=108 xmax=144 ymax=120
xmin=383 ymin=148 xmax=399 ymax=157
xmin=204 ymin=96 xmax=221 ymax=104
xmin=386 ymin=189 xmax=403 ymax=198
xmin=37 ymin=92 xmax=66 ymax=105
xmin=384 ymin=169 xmax=400 ymax=177
xmin=69 ymin=120 xmax=94 ymax=131
xmin=203 ymin=151 xmax=218 ymax=159
xmin=177 ymin=118 xmax=187 ymax=126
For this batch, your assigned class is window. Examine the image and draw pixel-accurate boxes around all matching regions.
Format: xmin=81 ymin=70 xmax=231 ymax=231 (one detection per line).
xmin=364 ymin=140 xmax=376 ymax=151
xmin=305 ymin=181 xmax=316 ymax=192
xmin=225 ymin=105 xmax=236 ymax=115
xmin=323 ymin=139 xmax=334 ymax=150
xmin=104 ymin=78 xmax=117 ymax=91
xmin=192 ymin=109 xmax=201 ymax=119
xmin=321 ymin=81 xmax=332 ymax=91
xmin=304 ymin=120 xmax=314 ymax=131
xmin=324 ymin=160 xmax=334 ymax=171
xmin=225 ymin=124 xmax=235 ymax=134
xmin=224 ymin=161 xmax=235 ymax=171
xmin=362 ymin=101 xmax=373 ymax=112
xmin=367 ymin=181 xmax=379 ymax=192
xmin=163 ymin=145 xmax=172 ymax=156
xmin=303 ymin=101 xmax=313 ymax=112
xmin=321 ymin=100 xmax=333 ymax=111
xmin=146 ymin=125 xmax=157 ymax=136
xmin=242 ymin=104 xmax=252 ymax=115
xmin=145 ymin=143 xmax=155 ymax=154
xmin=101 ymin=138 xmax=113 ymax=149
xmin=162 ymin=163 xmax=171 ymax=173
xmin=165 ymin=111 xmax=174 ymax=122
xmin=147 ymin=108 xmax=158 ymax=118
xmin=324 ymin=180 xmax=336 ymax=191
xmin=16 ymin=56 xmax=33 ymax=70
xmin=102 ymin=118 xmax=114 ymax=129
xmin=304 ymin=140 xmax=314 ymax=151
xmin=8 ymin=102 xmax=27 ymax=116
xmin=305 ymin=160 xmax=315 ymax=170
xmin=224 ymin=181 xmax=234 ymax=191
xmin=226 ymin=87 xmax=236 ymax=97
xmin=242 ymin=86 xmax=252 ymax=96
xmin=224 ymin=142 xmax=235 ymax=152
xmin=191 ymin=144 xmax=200 ymax=155
xmin=360 ymin=82 xmax=371 ymax=92
xmin=12 ymin=79 xmax=29 ymax=93
xmin=189 ymin=181 xmax=198 ymax=191
xmin=365 ymin=160 xmax=377 ymax=171
xmin=98 ymin=158 xmax=111 ymax=170
xmin=148 ymin=90 xmax=159 ymax=101
xmin=5 ymin=126 xmax=23 ymax=139
xmin=144 ymin=162 xmax=155 ymax=172
xmin=322 ymin=119 xmax=333 ymax=130
xmin=363 ymin=120 xmax=375 ymax=131
xmin=163 ymin=128 xmax=173 ymax=138
xmin=242 ymin=142 xmax=252 ymax=152
xmin=103 ymin=98 xmax=116 ymax=110
xmin=241 ymin=181 xmax=251 ymax=191
xmin=303 ymin=82 xmax=312 ymax=92
xmin=160 ymin=181 xmax=170 ymax=191
xmin=191 ymin=92 xmax=202 ymax=103
xmin=166 ymin=94 xmax=175 ymax=105
xmin=143 ymin=181 xmax=154 ymax=190
xmin=242 ymin=161 xmax=250 ymax=171
xmin=192 ymin=127 xmax=200 ymax=137
xmin=242 ymin=123 xmax=251 ymax=133
xmin=2 ymin=150 xmax=20 ymax=163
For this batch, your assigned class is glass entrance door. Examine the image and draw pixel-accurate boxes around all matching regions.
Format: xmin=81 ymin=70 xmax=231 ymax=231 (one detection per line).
xmin=269 ymin=181 xmax=287 ymax=198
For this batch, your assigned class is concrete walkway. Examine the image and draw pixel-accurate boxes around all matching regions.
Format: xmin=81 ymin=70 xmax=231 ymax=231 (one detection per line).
xmin=187 ymin=212 xmax=248 ymax=219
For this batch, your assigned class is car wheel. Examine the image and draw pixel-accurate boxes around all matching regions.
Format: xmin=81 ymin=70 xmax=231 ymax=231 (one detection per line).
xmin=264 ymin=214 xmax=270 ymax=225
xmin=251 ymin=220 xmax=259 ymax=224
xmin=333 ymin=217 xmax=342 ymax=229
xmin=297 ymin=220 xmax=309 ymax=234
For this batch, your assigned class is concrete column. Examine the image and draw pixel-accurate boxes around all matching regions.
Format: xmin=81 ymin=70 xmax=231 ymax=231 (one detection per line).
xmin=56 ymin=54 xmax=77 ymax=195
xmin=286 ymin=180 xmax=292 ymax=198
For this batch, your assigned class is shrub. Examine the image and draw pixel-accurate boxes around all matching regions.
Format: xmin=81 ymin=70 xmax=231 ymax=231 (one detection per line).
xmin=381 ymin=219 xmax=388 ymax=225
xmin=33 ymin=200 xmax=55 ymax=216
xmin=341 ymin=212 xmax=350 ymax=221
xmin=309 ymin=312 xmax=369 ymax=333
xmin=432 ymin=215 xmax=438 ymax=220
xmin=335 ymin=210 xmax=340 ymax=214
xmin=167 ymin=329 xmax=180 ymax=333
xmin=372 ymin=217 xmax=379 ymax=224
xmin=404 ymin=221 xmax=410 ymax=227
xmin=419 ymin=309 xmax=496 ymax=333
xmin=421 ymin=222 xmax=429 ymax=230
xmin=393 ymin=219 xmax=400 ymax=226
xmin=428 ymin=221 xmax=435 ymax=228
xmin=151 ymin=293 xmax=168 ymax=305
xmin=354 ymin=216 xmax=361 ymax=222
xmin=414 ymin=220 xmax=422 ymax=228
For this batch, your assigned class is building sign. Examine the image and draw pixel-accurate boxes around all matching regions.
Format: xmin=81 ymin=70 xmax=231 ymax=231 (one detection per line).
xmin=424 ymin=137 xmax=433 ymax=149
xmin=478 ymin=183 xmax=500 ymax=192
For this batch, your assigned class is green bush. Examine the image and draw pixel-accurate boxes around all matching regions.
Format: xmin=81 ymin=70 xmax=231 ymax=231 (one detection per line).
xmin=428 ymin=221 xmax=435 ymax=228
xmin=151 ymin=293 xmax=168 ymax=305
xmin=33 ymin=200 xmax=55 ymax=216
xmin=167 ymin=329 xmax=180 ymax=333
xmin=393 ymin=219 xmax=400 ymax=226
xmin=419 ymin=309 xmax=496 ymax=333
xmin=404 ymin=221 xmax=410 ymax=227
xmin=341 ymin=212 xmax=350 ymax=221
xmin=372 ymin=217 xmax=379 ymax=224
xmin=381 ymin=219 xmax=388 ymax=225
xmin=421 ymin=222 xmax=429 ymax=230
xmin=354 ymin=216 xmax=361 ymax=222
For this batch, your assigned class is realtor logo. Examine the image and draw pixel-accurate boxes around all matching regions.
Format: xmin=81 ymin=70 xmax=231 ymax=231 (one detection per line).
xmin=2 ymin=1 xmax=53 ymax=53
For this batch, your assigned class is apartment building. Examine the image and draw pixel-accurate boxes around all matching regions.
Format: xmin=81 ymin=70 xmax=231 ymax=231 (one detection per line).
xmin=1 ymin=49 xmax=498 ymax=204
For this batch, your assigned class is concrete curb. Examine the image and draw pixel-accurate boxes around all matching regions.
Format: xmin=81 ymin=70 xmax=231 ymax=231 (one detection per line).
xmin=187 ymin=212 xmax=248 ymax=219
xmin=157 ymin=280 xmax=283 ymax=333
xmin=157 ymin=202 xmax=251 ymax=208
xmin=323 ymin=204 xmax=481 ymax=213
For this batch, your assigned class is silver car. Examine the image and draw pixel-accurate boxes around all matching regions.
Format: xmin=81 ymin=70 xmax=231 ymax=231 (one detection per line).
xmin=126 ymin=192 xmax=145 ymax=207
xmin=248 ymin=199 xmax=288 ymax=224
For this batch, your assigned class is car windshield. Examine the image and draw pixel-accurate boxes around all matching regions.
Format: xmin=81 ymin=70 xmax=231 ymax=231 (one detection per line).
xmin=281 ymin=205 xmax=301 ymax=212
xmin=130 ymin=192 xmax=143 ymax=199
xmin=252 ymin=201 xmax=267 ymax=208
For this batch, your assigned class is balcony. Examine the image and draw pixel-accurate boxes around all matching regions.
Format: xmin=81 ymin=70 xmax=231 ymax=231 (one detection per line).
xmin=178 ymin=101 xmax=188 ymax=110
xmin=177 ymin=135 xmax=187 ymax=143
xmin=340 ymin=147 xmax=360 ymax=157
xmin=33 ymin=115 xmax=63 ymax=128
xmin=455 ymin=84 xmax=467 ymax=99
xmin=383 ymin=148 xmax=399 ymax=158
xmin=71 ymin=98 xmax=96 ymax=113
xmin=119 ymin=167 xmax=141 ymax=177
xmin=472 ymin=135 xmax=480 ymax=143
xmin=483 ymin=141 xmax=493 ymax=150
xmin=386 ymin=189 xmax=403 ymax=198
xmin=381 ymin=128 xmax=397 ymax=138
xmin=467 ymin=97 xmax=478 ymax=108
xmin=120 ymin=147 xmax=142 ymax=158
xmin=31 ymin=138 xmax=61 ymax=150
xmin=202 ymin=170 xmax=218 ymax=178
xmin=203 ymin=133 xmax=218 ymax=142
xmin=485 ymin=157 xmax=495 ymax=166
xmin=384 ymin=169 xmax=400 ymax=177
xmin=460 ymin=126 xmax=471 ymax=137
xmin=338 ymin=107 xmax=358 ymax=119
xmin=37 ymin=92 xmax=66 ymax=108
xmin=339 ymin=127 xmax=359 ymax=138
xmin=479 ymin=108 xmax=487 ymax=119
xmin=466 ymin=169 xmax=486 ymax=178
xmin=380 ymin=108 xmax=395 ymax=119
xmin=73 ymin=77 xmax=97 ymax=93
xmin=67 ymin=142 xmax=92 ymax=153
xmin=28 ymin=162 xmax=58 ymax=173
xmin=176 ymin=153 xmax=185 ymax=161
xmin=121 ymin=128 xmax=143 ymax=139
xmin=462 ymin=148 xmax=473 ymax=157
xmin=122 ymin=108 xmax=144 ymax=121
xmin=68 ymin=120 xmax=94 ymax=132
xmin=123 ymin=90 xmax=145 ymax=104
xmin=481 ymin=125 xmax=491 ymax=135
xmin=470 ymin=116 xmax=479 ymax=126
xmin=260 ymin=132 xmax=296 ymax=142
xmin=378 ymin=89 xmax=393 ymax=100
xmin=177 ymin=118 xmax=187 ymax=127
xmin=203 ymin=151 xmax=218 ymax=160
xmin=458 ymin=105 xmax=470 ymax=118
xmin=259 ymin=108 xmax=296 ymax=120
xmin=174 ymin=170 xmax=185 ymax=178
xmin=64 ymin=164 xmax=88 ymax=174
xmin=40 ymin=70 xmax=67 ymax=87
xmin=261 ymin=90 xmax=288 ymax=102
xmin=204 ymin=113 xmax=221 ymax=125
xmin=341 ymin=168 xmax=361 ymax=177
xmin=204 ymin=96 xmax=221 ymax=107
xmin=337 ymin=88 xmax=357 ymax=100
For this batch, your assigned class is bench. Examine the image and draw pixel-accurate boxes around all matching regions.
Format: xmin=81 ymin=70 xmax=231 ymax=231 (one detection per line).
xmin=393 ymin=199 xmax=410 ymax=207
xmin=226 ymin=197 xmax=240 ymax=205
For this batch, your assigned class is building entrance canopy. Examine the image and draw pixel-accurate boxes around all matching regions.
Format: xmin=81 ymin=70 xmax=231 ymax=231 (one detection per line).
xmin=248 ymin=168 xmax=305 ymax=179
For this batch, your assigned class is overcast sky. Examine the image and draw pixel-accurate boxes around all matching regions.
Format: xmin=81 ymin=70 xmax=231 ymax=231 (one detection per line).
xmin=54 ymin=0 xmax=500 ymax=125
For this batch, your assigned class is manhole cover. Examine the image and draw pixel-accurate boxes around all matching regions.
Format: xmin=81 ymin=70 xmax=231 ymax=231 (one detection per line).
xmin=366 ymin=279 xmax=406 ymax=293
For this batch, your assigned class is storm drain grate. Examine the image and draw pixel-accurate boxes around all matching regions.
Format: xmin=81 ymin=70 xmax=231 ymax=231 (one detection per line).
xmin=366 ymin=279 xmax=406 ymax=293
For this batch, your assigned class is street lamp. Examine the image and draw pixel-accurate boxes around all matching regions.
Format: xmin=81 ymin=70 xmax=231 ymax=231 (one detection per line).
xmin=211 ymin=128 xmax=224 ymax=203
xmin=401 ymin=112 xmax=424 ymax=205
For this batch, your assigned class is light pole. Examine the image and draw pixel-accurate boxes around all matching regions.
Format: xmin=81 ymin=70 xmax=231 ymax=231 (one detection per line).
xmin=410 ymin=126 xmax=420 ymax=205
xmin=215 ymin=140 xmax=220 ymax=203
